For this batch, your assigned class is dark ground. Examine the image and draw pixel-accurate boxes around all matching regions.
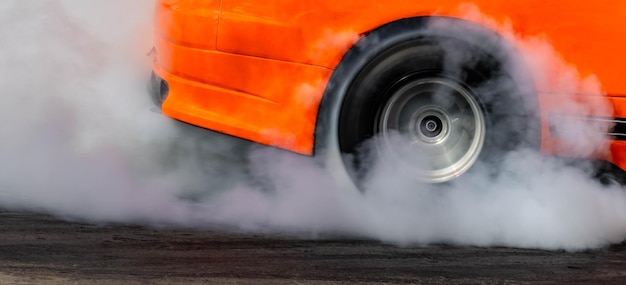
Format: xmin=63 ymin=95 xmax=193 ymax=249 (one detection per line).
xmin=1 ymin=211 xmax=626 ymax=284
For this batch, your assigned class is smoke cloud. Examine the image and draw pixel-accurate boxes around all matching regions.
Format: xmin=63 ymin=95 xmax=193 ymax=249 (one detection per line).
xmin=1 ymin=0 xmax=625 ymax=251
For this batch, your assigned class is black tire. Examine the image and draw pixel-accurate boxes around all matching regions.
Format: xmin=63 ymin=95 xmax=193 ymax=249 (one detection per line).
xmin=315 ymin=17 xmax=538 ymax=189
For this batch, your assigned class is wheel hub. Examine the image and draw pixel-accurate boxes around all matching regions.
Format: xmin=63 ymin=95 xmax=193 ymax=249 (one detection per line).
xmin=414 ymin=110 xmax=449 ymax=143
xmin=421 ymin=117 xmax=440 ymax=135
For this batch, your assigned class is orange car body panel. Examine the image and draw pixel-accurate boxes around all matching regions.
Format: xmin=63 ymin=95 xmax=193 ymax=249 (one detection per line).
xmin=153 ymin=0 xmax=626 ymax=168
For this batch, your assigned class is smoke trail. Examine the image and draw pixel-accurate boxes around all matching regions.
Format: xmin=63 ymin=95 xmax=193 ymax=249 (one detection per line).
xmin=0 ymin=1 xmax=625 ymax=251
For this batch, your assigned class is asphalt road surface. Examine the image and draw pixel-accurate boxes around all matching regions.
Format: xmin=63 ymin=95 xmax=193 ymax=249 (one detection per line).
xmin=1 ymin=210 xmax=625 ymax=284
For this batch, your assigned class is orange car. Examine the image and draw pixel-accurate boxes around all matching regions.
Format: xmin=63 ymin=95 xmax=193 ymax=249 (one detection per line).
xmin=150 ymin=0 xmax=626 ymax=185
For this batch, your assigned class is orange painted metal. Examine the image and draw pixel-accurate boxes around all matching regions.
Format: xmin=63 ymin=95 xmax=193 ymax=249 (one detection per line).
xmin=153 ymin=0 xmax=626 ymax=167
xmin=216 ymin=1 xmax=626 ymax=95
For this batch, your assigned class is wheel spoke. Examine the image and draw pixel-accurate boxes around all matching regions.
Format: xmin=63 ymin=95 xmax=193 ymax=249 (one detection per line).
xmin=452 ymin=115 xmax=476 ymax=133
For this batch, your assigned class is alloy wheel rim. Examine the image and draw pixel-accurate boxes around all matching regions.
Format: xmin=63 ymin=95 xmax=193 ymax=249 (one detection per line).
xmin=376 ymin=77 xmax=486 ymax=183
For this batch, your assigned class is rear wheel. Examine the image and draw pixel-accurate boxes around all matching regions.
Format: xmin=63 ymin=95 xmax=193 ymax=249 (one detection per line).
xmin=316 ymin=18 xmax=540 ymax=190
xmin=316 ymin=18 xmax=537 ymax=190
xmin=339 ymin=38 xmax=532 ymax=186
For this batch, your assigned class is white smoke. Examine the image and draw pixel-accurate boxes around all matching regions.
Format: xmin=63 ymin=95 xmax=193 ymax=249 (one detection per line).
xmin=0 ymin=0 xmax=625 ymax=251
